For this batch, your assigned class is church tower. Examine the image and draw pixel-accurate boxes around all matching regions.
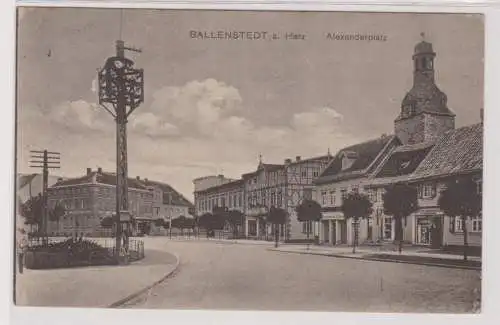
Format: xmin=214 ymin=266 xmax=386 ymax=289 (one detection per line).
xmin=394 ymin=35 xmax=455 ymax=145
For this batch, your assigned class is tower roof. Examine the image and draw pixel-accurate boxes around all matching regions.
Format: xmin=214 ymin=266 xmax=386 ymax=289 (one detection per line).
xmin=414 ymin=40 xmax=434 ymax=55
xmin=398 ymin=38 xmax=455 ymax=119
xmin=400 ymin=84 xmax=454 ymax=117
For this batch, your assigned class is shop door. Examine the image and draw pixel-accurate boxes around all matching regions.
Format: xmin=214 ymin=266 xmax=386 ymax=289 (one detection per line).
xmin=416 ymin=218 xmax=431 ymax=245
xmin=340 ymin=221 xmax=347 ymax=244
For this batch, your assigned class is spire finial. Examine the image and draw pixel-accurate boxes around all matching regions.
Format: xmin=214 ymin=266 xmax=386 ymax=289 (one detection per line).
xmin=258 ymin=153 xmax=263 ymax=164
xmin=327 ymin=147 xmax=331 ymax=156
xmin=420 ymin=32 xmax=425 ymax=41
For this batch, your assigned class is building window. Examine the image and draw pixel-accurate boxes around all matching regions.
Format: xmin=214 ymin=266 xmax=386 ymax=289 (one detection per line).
xmin=476 ymin=179 xmax=482 ymax=195
xmin=367 ymin=189 xmax=377 ymax=202
xmin=313 ymin=170 xmax=319 ymax=177
xmin=352 ymin=185 xmax=359 ymax=193
xmin=277 ymin=192 xmax=282 ymax=207
xmin=329 ymin=190 xmax=336 ymax=205
xmin=301 ymin=170 xmax=307 ymax=178
xmin=419 ymin=183 xmax=436 ymax=199
xmin=321 ymin=191 xmax=327 ymax=205
xmin=472 ymin=215 xmax=482 ymax=232
xmin=340 ymin=188 xmax=347 ymax=203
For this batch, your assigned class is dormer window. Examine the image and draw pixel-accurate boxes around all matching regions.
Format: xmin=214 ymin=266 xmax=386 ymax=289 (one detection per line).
xmin=341 ymin=151 xmax=357 ymax=171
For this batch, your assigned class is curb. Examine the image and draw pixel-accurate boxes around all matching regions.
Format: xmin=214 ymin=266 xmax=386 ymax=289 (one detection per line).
xmin=107 ymin=252 xmax=181 ymax=308
xmin=268 ymin=249 xmax=481 ymax=271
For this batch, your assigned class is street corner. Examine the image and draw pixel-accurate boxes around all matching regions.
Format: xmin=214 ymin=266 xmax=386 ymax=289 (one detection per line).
xmin=108 ymin=250 xmax=181 ymax=308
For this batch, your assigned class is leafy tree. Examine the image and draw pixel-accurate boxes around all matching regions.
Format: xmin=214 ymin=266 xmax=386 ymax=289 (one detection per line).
xmin=341 ymin=191 xmax=373 ymax=253
xmin=49 ymin=201 xmax=66 ymax=232
xmin=226 ymin=210 xmax=244 ymax=238
xmin=154 ymin=218 xmax=165 ymax=227
xmin=382 ymin=183 xmax=419 ymax=254
xmin=267 ymin=206 xmax=287 ymax=247
xmin=438 ymin=177 xmax=482 ymax=261
xmin=295 ymin=199 xmax=322 ymax=240
xmin=100 ymin=216 xmax=114 ymax=229
xmin=197 ymin=213 xmax=213 ymax=231
xmin=211 ymin=206 xmax=229 ymax=231
xmin=20 ymin=194 xmax=43 ymax=230
xmin=172 ymin=215 xmax=187 ymax=235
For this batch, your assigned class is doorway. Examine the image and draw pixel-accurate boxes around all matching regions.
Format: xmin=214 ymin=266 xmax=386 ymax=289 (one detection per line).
xmin=416 ymin=217 xmax=431 ymax=245
xmin=323 ymin=221 xmax=330 ymax=244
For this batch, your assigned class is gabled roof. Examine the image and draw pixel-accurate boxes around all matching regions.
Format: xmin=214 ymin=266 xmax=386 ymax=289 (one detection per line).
xmin=409 ymin=123 xmax=483 ymax=180
xmin=142 ymin=179 xmax=194 ymax=207
xmin=375 ymin=143 xmax=434 ymax=178
xmin=195 ymin=178 xmax=244 ymax=195
xmin=287 ymin=155 xmax=333 ymax=166
xmin=315 ymin=135 xmax=396 ymax=184
xmin=53 ymin=171 xmax=149 ymax=190
xmin=243 ymin=163 xmax=284 ymax=177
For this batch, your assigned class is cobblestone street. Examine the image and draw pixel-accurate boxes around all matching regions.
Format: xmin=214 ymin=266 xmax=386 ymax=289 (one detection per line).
xmin=125 ymin=240 xmax=480 ymax=312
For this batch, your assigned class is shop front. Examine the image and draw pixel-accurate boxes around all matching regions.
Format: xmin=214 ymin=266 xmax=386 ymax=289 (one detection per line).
xmin=415 ymin=212 xmax=443 ymax=248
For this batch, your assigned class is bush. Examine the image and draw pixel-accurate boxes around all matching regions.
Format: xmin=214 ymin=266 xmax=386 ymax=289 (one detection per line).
xmin=26 ymin=238 xmax=114 ymax=269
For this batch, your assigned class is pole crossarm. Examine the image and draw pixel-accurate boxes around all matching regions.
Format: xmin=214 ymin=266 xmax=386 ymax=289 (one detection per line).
xmin=28 ymin=149 xmax=62 ymax=243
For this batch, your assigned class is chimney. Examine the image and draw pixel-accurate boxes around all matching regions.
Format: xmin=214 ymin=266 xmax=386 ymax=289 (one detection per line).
xmin=284 ymin=158 xmax=292 ymax=164
xmin=136 ymin=176 xmax=140 ymax=180
xmin=97 ymin=167 xmax=103 ymax=174
xmin=296 ymin=156 xmax=301 ymax=162
xmin=144 ymin=178 xmax=149 ymax=183
xmin=86 ymin=168 xmax=91 ymax=175
xmin=480 ymin=108 xmax=484 ymax=123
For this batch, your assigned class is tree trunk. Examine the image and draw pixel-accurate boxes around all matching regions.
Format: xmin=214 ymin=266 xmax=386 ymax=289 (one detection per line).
xmin=395 ymin=216 xmax=403 ymax=254
xmin=462 ymin=217 xmax=469 ymax=261
xmin=352 ymin=218 xmax=358 ymax=254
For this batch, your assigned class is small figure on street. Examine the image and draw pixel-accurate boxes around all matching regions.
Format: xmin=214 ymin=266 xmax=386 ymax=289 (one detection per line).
xmin=274 ymin=228 xmax=280 ymax=248
xmin=17 ymin=233 xmax=28 ymax=274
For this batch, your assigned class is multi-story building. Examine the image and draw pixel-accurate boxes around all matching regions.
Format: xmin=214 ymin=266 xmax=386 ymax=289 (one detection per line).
xmin=46 ymin=168 xmax=154 ymax=237
xmin=193 ymin=154 xmax=332 ymax=241
xmin=314 ymin=38 xmax=483 ymax=250
xmin=140 ymin=178 xmax=194 ymax=235
xmin=194 ymin=178 xmax=244 ymax=216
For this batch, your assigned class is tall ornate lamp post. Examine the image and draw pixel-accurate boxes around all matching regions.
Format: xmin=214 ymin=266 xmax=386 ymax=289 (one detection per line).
xmin=97 ymin=40 xmax=144 ymax=262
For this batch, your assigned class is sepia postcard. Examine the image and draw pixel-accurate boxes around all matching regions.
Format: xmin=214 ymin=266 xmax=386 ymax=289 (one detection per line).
xmin=13 ymin=6 xmax=484 ymax=315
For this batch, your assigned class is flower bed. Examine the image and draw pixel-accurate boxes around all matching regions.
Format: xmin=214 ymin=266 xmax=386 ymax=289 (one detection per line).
xmin=25 ymin=238 xmax=116 ymax=269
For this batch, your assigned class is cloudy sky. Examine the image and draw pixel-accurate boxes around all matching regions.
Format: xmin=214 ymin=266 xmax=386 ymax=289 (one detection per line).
xmin=16 ymin=8 xmax=484 ymax=201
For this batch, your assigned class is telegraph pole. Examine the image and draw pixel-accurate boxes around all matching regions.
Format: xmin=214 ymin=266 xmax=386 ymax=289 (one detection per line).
xmin=29 ymin=150 xmax=60 ymax=244
xmin=98 ymin=40 xmax=144 ymax=262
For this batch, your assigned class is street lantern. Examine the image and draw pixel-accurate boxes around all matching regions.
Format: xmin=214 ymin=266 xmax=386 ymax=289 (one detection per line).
xmin=98 ymin=40 xmax=144 ymax=262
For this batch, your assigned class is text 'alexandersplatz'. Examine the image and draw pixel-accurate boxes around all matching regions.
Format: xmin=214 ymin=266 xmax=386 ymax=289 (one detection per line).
xmin=189 ymin=30 xmax=388 ymax=41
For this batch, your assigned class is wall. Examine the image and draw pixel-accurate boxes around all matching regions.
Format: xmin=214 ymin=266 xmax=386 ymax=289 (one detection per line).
xmin=394 ymin=114 xmax=425 ymax=145
xmin=442 ymin=215 xmax=482 ymax=247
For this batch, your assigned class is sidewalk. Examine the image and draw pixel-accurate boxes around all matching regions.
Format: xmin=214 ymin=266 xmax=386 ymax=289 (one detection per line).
xmin=164 ymin=236 xmax=275 ymax=246
xmin=269 ymin=244 xmax=481 ymax=270
xmin=14 ymin=249 xmax=179 ymax=308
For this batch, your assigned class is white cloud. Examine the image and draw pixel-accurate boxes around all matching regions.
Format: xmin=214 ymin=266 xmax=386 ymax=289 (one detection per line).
xmin=18 ymin=78 xmax=360 ymax=200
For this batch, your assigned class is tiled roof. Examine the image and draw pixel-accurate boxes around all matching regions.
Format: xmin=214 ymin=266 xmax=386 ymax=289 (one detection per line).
xmin=142 ymin=179 xmax=194 ymax=207
xmin=287 ymin=155 xmax=333 ymax=165
xmin=196 ymin=178 xmax=244 ymax=194
xmin=53 ymin=171 xmax=149 ymax=190
xmin=410 ymin=123 xmax=483 ymax=180
xmin=375 ymin=144 xmax=433 ymax=178
xmin=243 ymin=163 xmax=284 ymax=177
xmin=315 ymin=135 xmax=395 ymax=183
